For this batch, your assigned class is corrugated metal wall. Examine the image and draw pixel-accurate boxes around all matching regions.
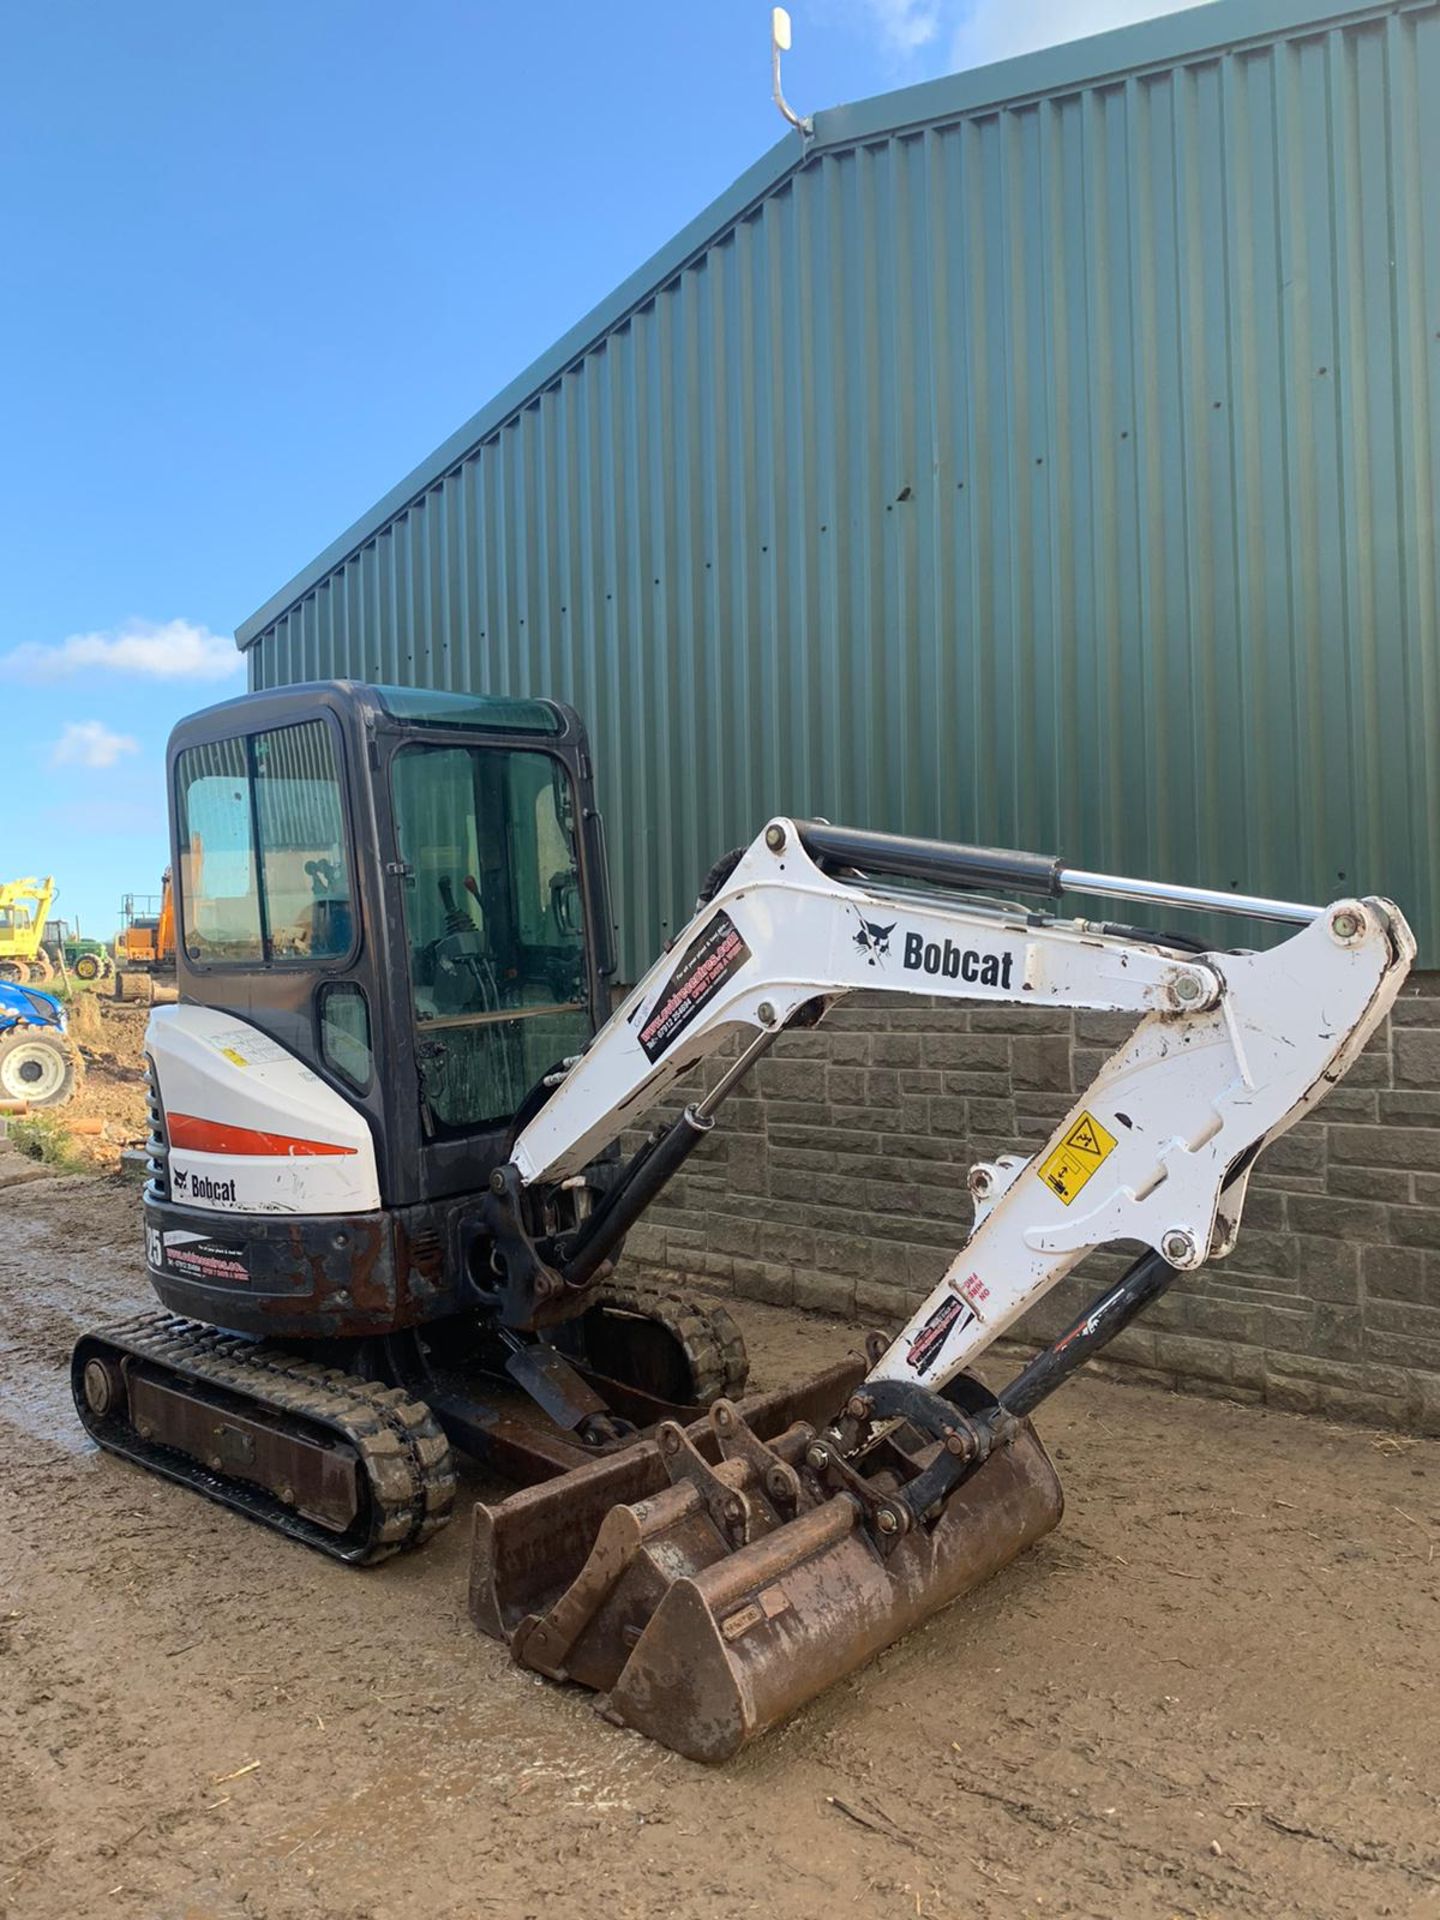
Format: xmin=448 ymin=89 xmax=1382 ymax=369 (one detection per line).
xmin=242 ymin=0 xmax=1440 ymax=975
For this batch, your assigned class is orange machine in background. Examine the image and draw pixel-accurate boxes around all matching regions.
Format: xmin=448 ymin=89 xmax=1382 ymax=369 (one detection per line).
xmin=114 ymin=870 xmax=175 ymax=999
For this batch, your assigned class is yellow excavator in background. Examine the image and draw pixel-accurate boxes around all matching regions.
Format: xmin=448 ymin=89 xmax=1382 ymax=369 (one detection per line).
xmin=0 ymin=876 xmax=56 ymax=984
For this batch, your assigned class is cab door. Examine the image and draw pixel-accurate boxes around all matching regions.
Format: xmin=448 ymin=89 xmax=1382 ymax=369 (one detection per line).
xmin=385 ymin=732 xmax=596 ymax=1199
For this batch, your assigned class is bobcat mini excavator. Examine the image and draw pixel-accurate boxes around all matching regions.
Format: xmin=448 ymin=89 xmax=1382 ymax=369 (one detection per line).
xmin=73 ymin=681 xmax=1413 ymax=1762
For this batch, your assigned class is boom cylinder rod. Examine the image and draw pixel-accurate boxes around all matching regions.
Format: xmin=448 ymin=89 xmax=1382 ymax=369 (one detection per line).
xmin=794 ymin=820 xmax=1320 ymax=924
xmin=558 ymin=1107 xmax=714 ymax=1290
xmin=1059 ymin=867 xmax=1320 ymax=926
xmin=557 ymin=1024 xmax=781 ymax=1289
xmin=693 ymin=1023 xmax=782 ymax=1120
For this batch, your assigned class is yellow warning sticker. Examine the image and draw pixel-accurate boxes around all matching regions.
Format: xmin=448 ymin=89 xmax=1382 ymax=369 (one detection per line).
xmin=221 ymin=1047 xmax=249 ymax=1069
xmin=1038 ymin=1110 xmax=1118 ymax=1206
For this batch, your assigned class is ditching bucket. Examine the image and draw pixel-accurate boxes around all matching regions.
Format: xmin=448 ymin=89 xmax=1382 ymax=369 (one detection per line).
xmin=470 ymin=1360 xmax=1063 ymax=1763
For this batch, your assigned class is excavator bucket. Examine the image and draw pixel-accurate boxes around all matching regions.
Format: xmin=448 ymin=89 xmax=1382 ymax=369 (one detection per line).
xmin=470 ymin=1359 xmax=1063 ymax=1763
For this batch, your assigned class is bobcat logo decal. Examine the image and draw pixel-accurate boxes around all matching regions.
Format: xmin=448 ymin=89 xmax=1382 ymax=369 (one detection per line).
xmin=852 ymin=912 xmax=896 ymax=967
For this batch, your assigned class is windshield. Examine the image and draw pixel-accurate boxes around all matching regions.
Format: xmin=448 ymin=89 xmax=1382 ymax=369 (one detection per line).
xmin=176 ymin=721 xmax=353 ymax=965
xmin=391 ymin=741 xmax=592 ymax=1132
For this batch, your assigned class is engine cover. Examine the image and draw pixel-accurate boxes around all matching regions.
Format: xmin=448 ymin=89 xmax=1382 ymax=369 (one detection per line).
xmin=147 ymin=1004 xmax=381 ymax=1216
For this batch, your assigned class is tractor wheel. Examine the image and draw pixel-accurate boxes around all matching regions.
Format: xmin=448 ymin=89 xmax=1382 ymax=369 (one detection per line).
xmin=0 ymin=1030 xmax=77 ymax=1107
xmin=73 ymin=952 xmax=102 ymax=982
xmin=28 ymin=952 xmax=54 ymax=985
xmin=0 ymin=959 xmax=24 ymax=985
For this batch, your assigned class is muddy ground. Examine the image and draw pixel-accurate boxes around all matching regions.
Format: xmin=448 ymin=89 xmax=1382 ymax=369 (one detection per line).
xmin=2 ymin=1168 xmax=1438 ymax=1920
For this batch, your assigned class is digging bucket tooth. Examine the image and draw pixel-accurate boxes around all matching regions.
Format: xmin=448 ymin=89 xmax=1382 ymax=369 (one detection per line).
xmin=470 ymin=1360 xmax=1063 ymax=1764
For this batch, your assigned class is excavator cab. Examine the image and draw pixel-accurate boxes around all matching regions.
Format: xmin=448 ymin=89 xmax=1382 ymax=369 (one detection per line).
xmin=144 ymin=679 xmax=753 ymax=1405
xmin=162 ymin=679 xmax=614 ymax=1244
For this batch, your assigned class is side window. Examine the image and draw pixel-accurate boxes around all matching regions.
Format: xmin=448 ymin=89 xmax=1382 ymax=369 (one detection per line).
xmin=177 ymin=736 xmax=264 ymax=962
xmin=390 ymin=743 xmax=591 ymax=1133
xmin=254 ymin=721 xmax=352 ymax=959
xmin=176 ymin=720 xmax=352 ymax=966
xmin=319 ymin=982 xmax=372 ymax=1090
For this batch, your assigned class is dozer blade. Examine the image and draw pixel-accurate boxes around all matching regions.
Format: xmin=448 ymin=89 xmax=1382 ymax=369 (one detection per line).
xmin=470 ymin=1361 xmax=1062 ymax=1763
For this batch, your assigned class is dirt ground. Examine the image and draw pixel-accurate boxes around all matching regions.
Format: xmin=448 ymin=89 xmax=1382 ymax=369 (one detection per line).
xmin=2 ymin=1168 xmax=1438 ymax=1920
xmin=22 ymin=991 xmax=152 ymax=1171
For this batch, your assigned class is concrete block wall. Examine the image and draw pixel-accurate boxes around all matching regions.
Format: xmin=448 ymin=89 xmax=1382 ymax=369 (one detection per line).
xmin=622 ymin=972 xmax=1440 ymax=1434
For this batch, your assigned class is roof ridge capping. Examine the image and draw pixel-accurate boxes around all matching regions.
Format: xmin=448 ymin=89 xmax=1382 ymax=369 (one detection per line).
xmin=236 ymin=0 xmax=1408 ymax=651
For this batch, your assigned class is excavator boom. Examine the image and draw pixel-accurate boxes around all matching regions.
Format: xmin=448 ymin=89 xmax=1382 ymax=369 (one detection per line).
xmin=511 ymin=817 xmax=1406 ymax=1400
xmin=473 ymin=815 xmax=1414 ymax=1759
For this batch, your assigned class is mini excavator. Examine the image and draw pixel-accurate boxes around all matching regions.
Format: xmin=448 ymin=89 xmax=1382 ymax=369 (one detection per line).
xmin=72 ymin=681 xmax=1413 ymax=1761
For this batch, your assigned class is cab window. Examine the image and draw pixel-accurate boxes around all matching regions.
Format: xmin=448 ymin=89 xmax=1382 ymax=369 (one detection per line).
xmin=319 ymin=981 xmax=373 ymax=1090
xmin=177 ymin=720 xmax=352 ymax=964
xmin=390 ymin=742 xmax=590 ymax=1132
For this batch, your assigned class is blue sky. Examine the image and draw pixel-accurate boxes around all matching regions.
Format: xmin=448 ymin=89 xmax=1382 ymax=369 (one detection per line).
xmin=0 ymin=0 xmax=1199 ymax=937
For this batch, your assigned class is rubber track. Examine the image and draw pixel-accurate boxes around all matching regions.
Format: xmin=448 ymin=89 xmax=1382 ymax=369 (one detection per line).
xmin=590 ymin=1279 xmax=750 ymax=1404
xmin=73 ymin=1312 xmax=456 ymax=1565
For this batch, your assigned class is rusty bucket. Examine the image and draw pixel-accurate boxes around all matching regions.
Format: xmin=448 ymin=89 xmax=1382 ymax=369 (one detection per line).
xmin=470 ymin=1362 xmax=1063 ymax=1763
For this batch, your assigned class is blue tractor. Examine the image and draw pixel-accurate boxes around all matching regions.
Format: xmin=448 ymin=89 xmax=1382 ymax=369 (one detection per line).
xmin=0 ymin=980 xmax=78 ymax=1107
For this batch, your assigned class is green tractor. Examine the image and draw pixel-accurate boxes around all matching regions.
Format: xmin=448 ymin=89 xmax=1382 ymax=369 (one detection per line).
xmin=43 ymin=917 xmax=114 ymax=983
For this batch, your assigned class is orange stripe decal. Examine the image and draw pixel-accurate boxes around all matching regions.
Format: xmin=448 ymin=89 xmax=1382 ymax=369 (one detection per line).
xmin=168 ymin=1112 xmax=357 ymax=1157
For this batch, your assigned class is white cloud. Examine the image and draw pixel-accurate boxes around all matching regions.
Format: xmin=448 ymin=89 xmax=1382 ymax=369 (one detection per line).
xmin=850 ymin=0 xmax=1213 ymax=72
xmin=950 ymin=0 xmax=1207 ymax=69
xmin=860 ymin=0 xmax=944 ymax=56
xmin=50 ymin=720 xmax=141 ymax=770
xmin=2 ymin=617 xmax=241 ymax=683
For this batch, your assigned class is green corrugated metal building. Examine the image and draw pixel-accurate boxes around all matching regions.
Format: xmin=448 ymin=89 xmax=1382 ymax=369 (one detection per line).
xmin=238 ymin=0 xmax=1440 ymax=976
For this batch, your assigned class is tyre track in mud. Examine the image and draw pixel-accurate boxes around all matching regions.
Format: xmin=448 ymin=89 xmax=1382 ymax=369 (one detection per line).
xmin=0 ymin=1171 xmax=149 ymax=1466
